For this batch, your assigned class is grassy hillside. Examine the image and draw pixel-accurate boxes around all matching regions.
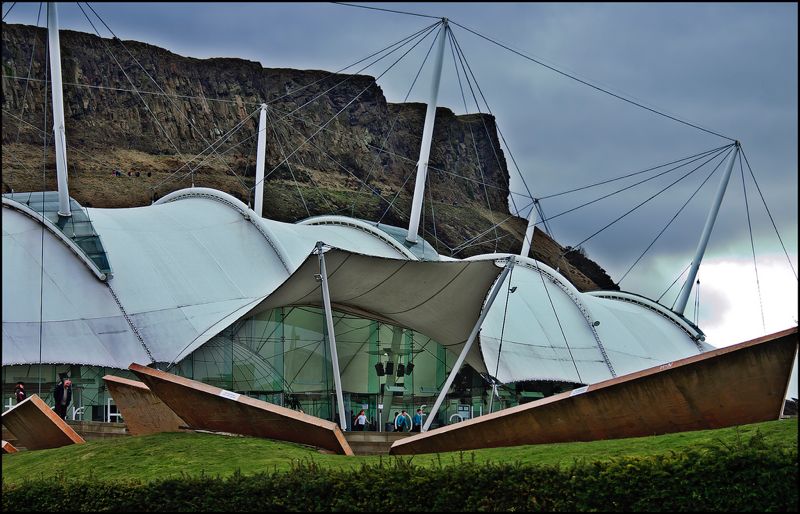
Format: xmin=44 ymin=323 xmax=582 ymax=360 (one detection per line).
xmin=2 ymin=418 xmax=796 ymax=486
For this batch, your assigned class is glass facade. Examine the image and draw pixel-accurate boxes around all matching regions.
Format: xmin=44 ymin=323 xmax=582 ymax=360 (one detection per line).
xmin=3 ymin=192 xmax=112 ymax=275
xmin=2 ymin=307 xmax=577 ymax=429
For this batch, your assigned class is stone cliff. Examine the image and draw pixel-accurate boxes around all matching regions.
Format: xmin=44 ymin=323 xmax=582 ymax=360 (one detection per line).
xmin=1 ymin=22 xmax=617 ymax=291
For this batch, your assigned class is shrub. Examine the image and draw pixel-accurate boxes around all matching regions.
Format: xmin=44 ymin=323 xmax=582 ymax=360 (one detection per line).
xmin=3 ymin=439 xmax=797 ymax=512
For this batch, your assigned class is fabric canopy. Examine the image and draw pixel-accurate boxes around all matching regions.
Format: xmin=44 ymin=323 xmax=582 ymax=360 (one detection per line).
xmin=247 ymin=247 xmax=506 ymax=374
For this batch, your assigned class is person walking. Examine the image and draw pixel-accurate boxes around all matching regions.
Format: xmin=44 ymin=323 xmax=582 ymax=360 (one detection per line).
xmin=355 ymin=409 xmax=367 ymax=431
xmin=53 ymin=373 xmax=72 ymax=420
xmin=14 ymin=382 xmax=26 ymax=403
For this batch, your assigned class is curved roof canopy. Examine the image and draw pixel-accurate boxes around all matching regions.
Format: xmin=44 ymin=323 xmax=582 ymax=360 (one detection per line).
xmin=3 ymin=188 xmax=709 ymax=385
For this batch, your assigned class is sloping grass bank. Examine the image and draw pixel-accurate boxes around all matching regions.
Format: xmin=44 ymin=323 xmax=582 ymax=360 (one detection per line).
xmin=2 ymin=418 xmax=795 ymax=486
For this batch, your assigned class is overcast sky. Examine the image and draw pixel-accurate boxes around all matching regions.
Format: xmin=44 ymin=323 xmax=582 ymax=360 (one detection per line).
xmin=5 ymin=2 xmax=798 ymax=394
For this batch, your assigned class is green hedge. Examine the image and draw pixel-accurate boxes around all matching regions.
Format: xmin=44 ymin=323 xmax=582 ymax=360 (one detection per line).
xmin=3 ymin=440 xmax=797 ymax=512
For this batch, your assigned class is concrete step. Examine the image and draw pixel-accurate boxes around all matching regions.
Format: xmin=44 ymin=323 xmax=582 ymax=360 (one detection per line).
xmin=65 ymin=420 xmax=129 ymax=440
xmin=3 ymin=420 xmax=130 ymax=448
xmin=343 ymin=431 xmax=413 ymax=455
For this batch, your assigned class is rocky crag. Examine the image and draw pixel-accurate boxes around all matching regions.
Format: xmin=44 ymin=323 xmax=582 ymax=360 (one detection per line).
xmin=1 ymin=22 xmax=617 ymax=291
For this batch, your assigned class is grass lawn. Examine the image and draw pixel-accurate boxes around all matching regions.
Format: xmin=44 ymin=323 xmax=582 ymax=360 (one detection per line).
xmin=2 ymin=418 xmax=796 ymax=485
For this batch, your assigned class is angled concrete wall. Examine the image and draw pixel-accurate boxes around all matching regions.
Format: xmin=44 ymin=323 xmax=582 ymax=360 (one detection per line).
xmin=1 ymin=394 xmax=85 ymax=450
xmin=103 ymin=375 xmax=187 ymax=436
xmin=129 ymin=363 xmax=353 ymax=455
xmin=392 ymin=327 xmax=798 ymax=455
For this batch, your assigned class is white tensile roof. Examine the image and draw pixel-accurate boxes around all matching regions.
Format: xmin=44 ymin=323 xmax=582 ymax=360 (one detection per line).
xmin=2 ymin=188 xmax=710 ymax=385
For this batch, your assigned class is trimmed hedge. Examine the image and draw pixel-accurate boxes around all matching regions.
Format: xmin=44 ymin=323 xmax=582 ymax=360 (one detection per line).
xmin=3 ymin=439 xmax=797 ymax=512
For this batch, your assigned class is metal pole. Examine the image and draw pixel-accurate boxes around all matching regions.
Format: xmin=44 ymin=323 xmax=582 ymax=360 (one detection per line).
xmin=520 ymin=201 xmax=537 ymax=257
xmin=47 ymin=2 xmax=71 ymax=217
xmin=675 ymin=143 xmax=739 ymax=314
xmin=317 ymin=242 xmax=348 ymax=430
xmin=488 ymin=382 xmax=498 ymax=413
xmin=254 ymin=104 xmax=268 ymax=217
xmin=406 ymin=19 xmax=448 ymax=244
xmin=422 ymin=256 xmax=515 ymax=432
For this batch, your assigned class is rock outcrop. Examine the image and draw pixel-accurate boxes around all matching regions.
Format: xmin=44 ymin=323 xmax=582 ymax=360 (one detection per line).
xmin=1 ymin=22 xmax=617 ymax=291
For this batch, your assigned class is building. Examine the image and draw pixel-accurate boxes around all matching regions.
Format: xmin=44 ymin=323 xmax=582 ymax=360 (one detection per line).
xmin=2 ymin=188 xmax=711 ymax=429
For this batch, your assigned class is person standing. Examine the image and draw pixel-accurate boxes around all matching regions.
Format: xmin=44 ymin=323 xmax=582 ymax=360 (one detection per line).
xmin=412 ymin=408 xmax=423 ymax=432
xmin=53 ymin=374 xmax=72 ymax=420
xmin=14 ymin=382 xmax=26 ymax=403
xmin=396 ymin=409 xmax=410 ymax=432
xmin=355 ymin=409 xmax=367 ymax=431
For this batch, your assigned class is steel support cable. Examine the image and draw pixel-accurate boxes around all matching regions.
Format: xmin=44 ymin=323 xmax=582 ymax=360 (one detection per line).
xmin=565 ymin=146 xmax=734 ymax=254
xmin=740 ymin=147 xmax=798 ymax=281
xmin=450 ymin=30 xmax=533 ymax=215
xmin=540 ymin=145 xmax=732 ymax=227
xmin=269 ymin=21 xmax=440 ymax=105
xmin=449 ymin=28 xmax=500 ymax=252
xmin=448 ymin=30 xmax=533 ymax=220
xmin=332 ymin=2 xmax=442 ymax=19
xmin=3 ymin=108 xmax=127 ymax=177
xmin=0 ymin=67 xmax=603 ymax=200
xmin=7 ymin=2 xmax=43 ymax=192
xmin=37 ymin=12 xmax=49 ymax=395
xmin=283 ymin=23 xmax=440 ymax=120
xmin=265 ymin=111 xmax=311 ymax=217
xmin=532 ymin=257 xmax=584 ymax=384
xmin=149 ymin=107 xmax=261 ymax=195
xmin=427 ymin=172 xmax=440 ymax=253
xmin=2 ymin=1 xmax=17 ymax=20
xmin=268 ymin=111 xmax=337 ymax=214
xmin=2 ymin=74 xmax=243 ymax=104
xmin=272 ymin=115 xmax=402 ymax=219
xmin=75 ymin=4 xmax=191 ymax=174
xmin=264 ymin=103 xmax=534 ymax=198
xmin=83 ymin=2 xmax=254 ymax=194
xmin=659 ymin=262 xmax=691 ymax=304
xmin=82 ymin=2 xmax=252 ymax=191
xmin=491 ymin=263 xmax=515 ymax=391
xmin=377 ymin=164 xmax=417 ymax=222
xmin=349 ymin=21 xmax=443 ymax=212
xmin=449 ymin=20 xmax=737 ymax=143
xmin=250 ymin=29 xmax=437 ymax=195
xmin=694 ymin=279 xmax=701 ymax=325
xmin=274 ymin=114 xmax=453 ymax=252
xmin=450 ymin=211 xmax=529 ymax=256
xmin=538 ymin=144 xmax=732 ymax=200
xmin=536 ymin=200 xmax=554 ymax=238
xmin=450 ymin=199 xmax=536 ymax=255
xmin=234 ymin=25 xmax=435 ymax=194
xmin=618 ymin=149 xmax=728 ymax=284
xmin=271 ymin=107 xmax=417 ymax=225
xmin=739 ymin=154 xmax=767 ymax=332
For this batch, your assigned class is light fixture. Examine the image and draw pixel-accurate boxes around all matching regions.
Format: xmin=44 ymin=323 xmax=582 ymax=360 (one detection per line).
xmin=396 ymin=363 xmax=405 ymax=377
xmin=510 ymin=286 xmax=517 ymax=293
xmin=405 ymin=362 xmax=414 ymax=375
xmin=374 ymin=362 xmax=385 ymax=376
xmin=385 ymin=361 xmax=394 ymax=375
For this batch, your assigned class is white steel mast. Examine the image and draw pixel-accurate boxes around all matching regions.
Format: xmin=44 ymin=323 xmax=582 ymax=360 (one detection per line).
xmin=47 ymin=2 xmax=71 ymax=217
xmin=674 ymin=142 xmax=740 ymax=315
xmin=406 ymin=19 xmax=448 ymax=244
xmin=520 ymin=201 xmax=538 ymax=257
xmin=254 ymin=104 xmax=268 ymax=217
